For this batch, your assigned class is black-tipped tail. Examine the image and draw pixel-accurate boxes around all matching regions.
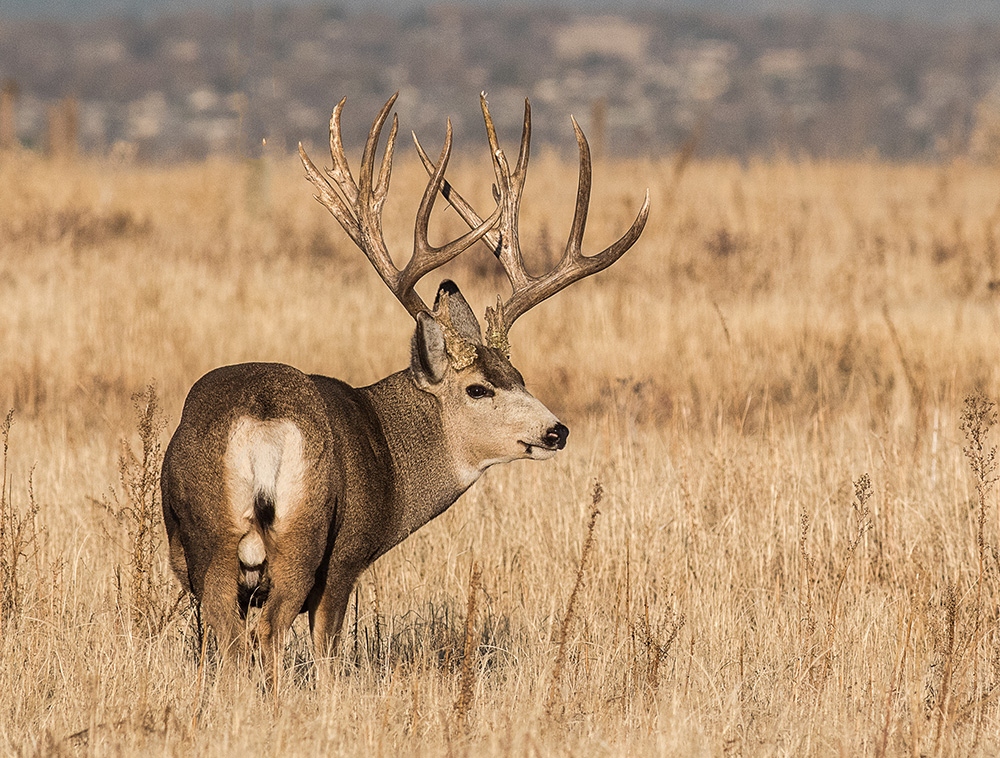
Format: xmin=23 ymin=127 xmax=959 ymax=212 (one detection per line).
xmin=253 ymin=490 xmax=276 ymax=530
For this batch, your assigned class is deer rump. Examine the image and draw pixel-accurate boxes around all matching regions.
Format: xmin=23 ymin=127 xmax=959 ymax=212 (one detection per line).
xmin=162 ymin=363 xmax=389 ymax=628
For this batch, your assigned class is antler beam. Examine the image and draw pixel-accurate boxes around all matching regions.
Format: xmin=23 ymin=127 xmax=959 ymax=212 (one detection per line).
xmin=414 ymin=93 xmax=650 ymax=348
xmin=299 ymin=93 xmax=506 ymax=318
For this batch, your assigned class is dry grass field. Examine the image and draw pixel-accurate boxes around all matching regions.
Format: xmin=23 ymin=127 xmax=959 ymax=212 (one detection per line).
xmin=2 ymin=139 xmax=1000 ymax=756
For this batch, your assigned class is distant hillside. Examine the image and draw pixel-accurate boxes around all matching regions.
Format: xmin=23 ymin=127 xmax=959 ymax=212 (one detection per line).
xmin=4 ymin=0 xmax=998 ymax=23
xmin=3 ymin=3 xmax=999 ymax=160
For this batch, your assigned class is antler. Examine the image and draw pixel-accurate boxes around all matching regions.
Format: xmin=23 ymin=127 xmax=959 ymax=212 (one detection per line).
xmin=414 ymin=93 xmax=650 ymax=351
xmin=299 ymin=93 xmax=505 ymax=318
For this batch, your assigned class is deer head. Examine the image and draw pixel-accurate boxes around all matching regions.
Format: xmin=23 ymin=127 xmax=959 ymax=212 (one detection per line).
xmin=298 ymin=93 xmax=648 ymax=479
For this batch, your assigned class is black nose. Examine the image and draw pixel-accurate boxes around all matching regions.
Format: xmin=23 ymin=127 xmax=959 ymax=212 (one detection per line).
xmin=545 ymin=423 xmax=569 ymax=450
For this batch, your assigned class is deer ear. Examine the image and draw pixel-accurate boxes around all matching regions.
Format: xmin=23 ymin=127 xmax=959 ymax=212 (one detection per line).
xmin=434 ymin=280 xmax=482 ymax=344
xmin=411 ymin=312 xmax=449 ymax=386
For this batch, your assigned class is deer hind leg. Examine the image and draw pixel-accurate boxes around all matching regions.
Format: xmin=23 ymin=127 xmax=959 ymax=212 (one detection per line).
xmin=167 ymin=488 xmax=244 ymax=658
xmin=200 ymin=546 xmax=244 ymax=658
xmin=310 ymin=566 xmax=364 ymax=667
xmin=161 ymin=497 xmax=193 ymax=595
xmin=255 ymin=501 xmax=329 ymax=683
xmin=255 ymin=554 xmax=317 ymax=683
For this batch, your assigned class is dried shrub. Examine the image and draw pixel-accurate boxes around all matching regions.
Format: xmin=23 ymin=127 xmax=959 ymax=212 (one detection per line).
xmin=105 ymin=383 xmax=182 ymax=636
xmin=0 ymin=410 xmax=40 ymax=633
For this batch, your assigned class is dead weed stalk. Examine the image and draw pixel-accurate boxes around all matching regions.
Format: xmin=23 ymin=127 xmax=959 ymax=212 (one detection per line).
xmin=546 ymin=481 xmax=602 ymax=718
xmin=454 ymin=561 xmax=482 ymax=724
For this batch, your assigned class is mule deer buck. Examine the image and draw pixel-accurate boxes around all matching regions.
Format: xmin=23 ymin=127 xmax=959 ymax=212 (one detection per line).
xmin=161 ymin=93 xmax=649 ymax=670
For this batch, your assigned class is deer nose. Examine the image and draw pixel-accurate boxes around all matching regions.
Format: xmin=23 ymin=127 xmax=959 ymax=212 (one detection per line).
xmin=545 ymin=423 xmax=569 ymax=450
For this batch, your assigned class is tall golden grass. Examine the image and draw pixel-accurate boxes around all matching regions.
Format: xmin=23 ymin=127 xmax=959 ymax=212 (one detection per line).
xmin=1 ymin=144 xmax=1000 ymax=756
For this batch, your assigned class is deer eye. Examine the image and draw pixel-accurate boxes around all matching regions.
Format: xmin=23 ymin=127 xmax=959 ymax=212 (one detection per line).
xmin=466 ymin=384 xmax=494 ymax=399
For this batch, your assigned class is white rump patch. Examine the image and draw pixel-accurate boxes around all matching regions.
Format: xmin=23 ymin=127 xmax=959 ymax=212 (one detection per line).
xmin=224 ymin=416 xmax=309 ymax=540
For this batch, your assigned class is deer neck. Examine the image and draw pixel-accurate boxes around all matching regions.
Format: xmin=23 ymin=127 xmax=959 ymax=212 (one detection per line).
xmin=360 ymin=370 xmax=473 ymax=547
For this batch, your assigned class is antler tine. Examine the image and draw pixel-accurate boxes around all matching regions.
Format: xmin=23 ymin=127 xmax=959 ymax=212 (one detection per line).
xmin=302 ymin=94 xmax=504 ymax=319
xmin=485 ymin=93 xmax=531 ymax=203
xmin=352 ymin=96 xmax=406 ymax=302
xmin=326 ymin=97 xmax=359 ymax=208
xmin=482 ymin=94 xmax=532 ymax=291
xmin=399 ymin=118 xmax=506 ymax=312
xmin=300 ymin=138 xmax=361 ymax=248
xmin=300 ymin=93 xmax=399 ymax=294
xmin=564 ymin=116 xmax=593 ymax=259
xmin=357 ymin=93 xmax=398 ymax=214
xmin=500 ymin=119 xmax=651 ymax=330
